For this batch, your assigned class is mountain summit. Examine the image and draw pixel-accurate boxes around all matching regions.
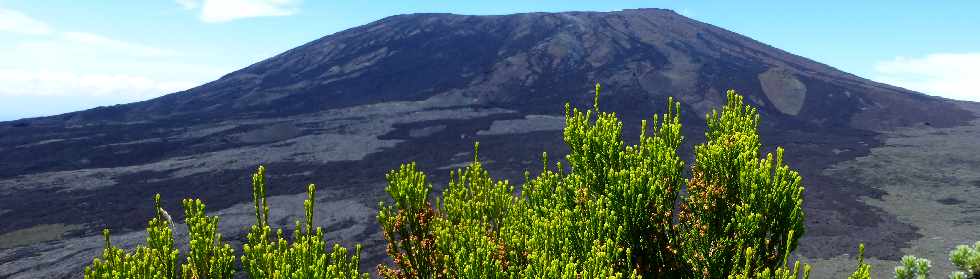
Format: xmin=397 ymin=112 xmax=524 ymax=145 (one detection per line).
xmin=1 ymin=9 xmax=977 ymax=278
xmin=45 ymin=8 xmax=970 ymax=128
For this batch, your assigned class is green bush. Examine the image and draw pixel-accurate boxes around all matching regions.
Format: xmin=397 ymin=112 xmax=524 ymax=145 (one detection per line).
xmin=240 ymin=167 xmax=369 ymax=279
xmin=848 ymin=244 xmax=873 ymax=279
xmin=895 ymin=255 xmax=932 ymax=279
xmin=84 ymin=168 xmax=367 ymax=279
xmin=376 ymin=85 xmax=809 ymax=278
xmin=86 ymin=83 xmax=980 ymax=278
xmin=181 ymin=198 xmax=235 ymax=279
xmin=85 ymin=195 xmax=238 ymax=279
xmin=891 ymin=241 xmax=980 ymax=279
xmin=241 ymin=167 xmax=368 ymax=279
xmin=949 ymin=241 xmax=980 ymax=278
xmin=84 ymin=194 xmax=179 ymax=279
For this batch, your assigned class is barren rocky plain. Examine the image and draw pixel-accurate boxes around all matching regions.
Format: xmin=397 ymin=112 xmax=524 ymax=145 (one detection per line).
xmin=0 ymin=9 xmax=977 ymax=278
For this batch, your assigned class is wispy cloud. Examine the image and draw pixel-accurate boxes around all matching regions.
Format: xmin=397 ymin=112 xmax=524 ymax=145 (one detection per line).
xmin=0 ymin=8 xmax=52 ymax=35
xmin=176 ymin=0 xmax=201 ymax=10
xmin=0 ymin=7 xmax=211 ymax=109
xmin=0 ymin=69 xmax=197 ymax=99
xmin=177 ymin=0 xmax=301 ymax=23
xmin=61 ymin=32 xmax=180 ymax=57
xmin=873 ymin=52 xmax=980 ymax=102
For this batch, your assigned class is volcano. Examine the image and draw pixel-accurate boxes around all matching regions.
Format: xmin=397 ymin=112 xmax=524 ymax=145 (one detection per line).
xmin=1 ymin=9 xmax=977 ymax=278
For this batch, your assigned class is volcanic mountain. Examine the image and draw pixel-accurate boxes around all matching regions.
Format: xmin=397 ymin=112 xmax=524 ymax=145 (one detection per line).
xmin=2 ymin=9 xmax=978 ymax=278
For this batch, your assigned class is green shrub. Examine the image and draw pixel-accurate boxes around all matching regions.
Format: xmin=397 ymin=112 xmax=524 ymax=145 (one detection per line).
xmin=376 ymin=163 xmax=448 ymax=278
xmin=84 ymin=167 xmax=367 ymax=279
xmin=84 ymin=194 xmax=179 ymax=279
xmin=241 ymin=166 xmax=369 ymax=279
xmin=377 ymin=85 xmax=809 ymax=278
xmin=728 ymin=244 xmax=812 ymax=279
xmin=680 ymin=91 xmax=805 ymax=277
xmin=895 ymin=255 xmax=932 ymax=279
xmin=181 ymin=198 xmax=235 ymax=279
xmin=949 ymin=241 xmax=980 ymax=278
xmin=848 ymin=244 xmax=873 ymax=279
xmin=85 ymin=194 xmax=236 ymax=279
xmin=94 ymin=83 xmax=980 ymax=278
xmin=886 ymin=241 xmax=980 ymax=279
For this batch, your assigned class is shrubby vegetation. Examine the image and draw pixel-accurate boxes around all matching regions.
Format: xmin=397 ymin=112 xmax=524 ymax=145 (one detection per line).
xmin=894 ymin=255 xmax=931 ymax=279
xmin=848 ymin=244 xmax=872 ymax=279
xmin=376 ymin=87 xmax=806 ymax=278
xmin=890 ymin=242 xmax=980 ymax=279
xmin=949 ymin=242 xmax=980 ymax=279
xmin=84 ymin=194 xmax=179 ymax=279
xmin=84 ymin=86 xmax=978 ymax=278
xmin=85 ymin=170 xmax=369 ymax=279
xmin=240 ymin=167 xmax=369 ymax=279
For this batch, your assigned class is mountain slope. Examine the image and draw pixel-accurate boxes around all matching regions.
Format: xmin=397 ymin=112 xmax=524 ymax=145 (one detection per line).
xmin=0 ymin=9 xmax=976 ymax=278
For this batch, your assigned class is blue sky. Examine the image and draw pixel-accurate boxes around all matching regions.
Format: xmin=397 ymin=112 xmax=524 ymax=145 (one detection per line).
xmin=1 ymin=1 xmax=978 ymax=121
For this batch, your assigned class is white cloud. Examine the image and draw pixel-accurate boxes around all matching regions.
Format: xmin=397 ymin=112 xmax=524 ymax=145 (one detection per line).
xmin=177 ymin=0 xmax=301 ymax=23
xmin=0 ymin=8 xmax=224 ymax=120
xmin=176 ymin=0 xmax=201 ymax=9
xmin=61 ymin=32 xmax=180 ymax=57
xmin=0 ymin=8 xmax=52 ymax=35
xmin=0 ymin=9 xmax=194 ymax=100
xmin=0 ymin=69 xmax=197 ymax=99
xmin=873 ymin=52 xmax=980 ymax=102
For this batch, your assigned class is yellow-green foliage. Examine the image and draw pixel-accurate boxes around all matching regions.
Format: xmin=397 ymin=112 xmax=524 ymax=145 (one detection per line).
xmin=888 ymin=241 xmax=980 ymax=279
xmin=377 ymin=85 xmax=809 ymax=278
xmin=895 ymin=255 xmax=931 ymax=279
xmin=84 ymin=167 xmax=367 ymax=278
xmin=241 ymin=167 xmax=369 ymax=279
xmin=950 ymin=241 xmax=980 ymax=279
xmin=848 ymin=244 xmax=873 ymax=279
xmin=377 ymin=163 xmax=447 ymax=278
xmin=681 ymin=92 xmax=806 ymax=277
xmin=728 ymin=241 xmax=811 ymax=279
xmin=92 ymin=83 xmax=980 ymax=278
xmin=84 ymin=195 xmax=236 ymax=279
xmin=181 ymin=198 xmax=235 ymax=279
xmin=84 ymin=194 xmax=179 ymax=279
